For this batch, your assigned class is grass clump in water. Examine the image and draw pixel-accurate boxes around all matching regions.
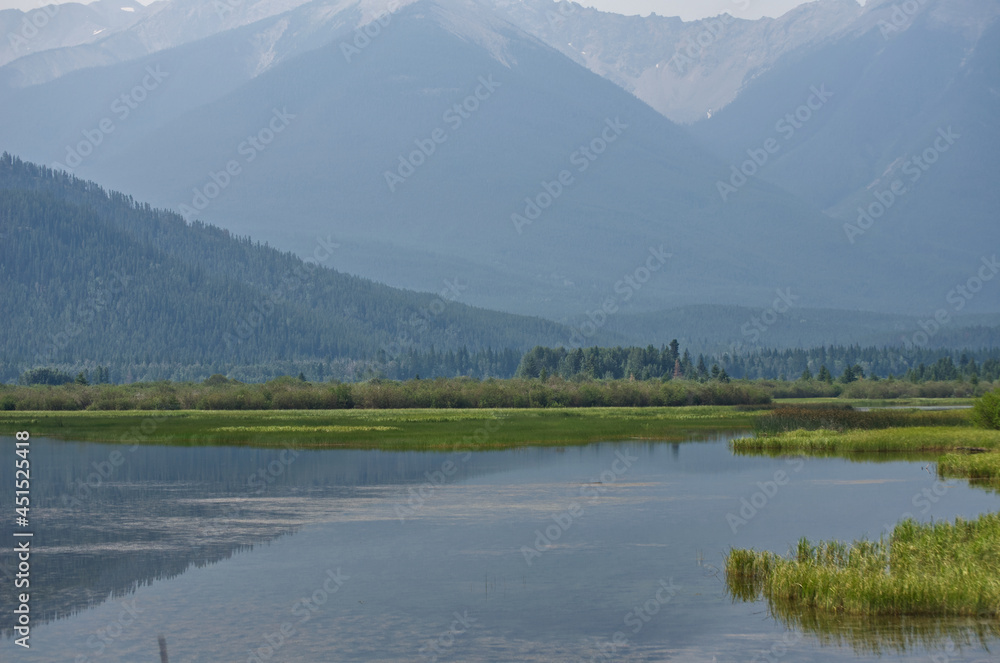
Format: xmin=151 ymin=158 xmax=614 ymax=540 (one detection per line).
xmin=938 ymin=451 xmax=1000 ymax=483
xmin=733 ymin=426 xmax=1000 ymax=456
xmin=725 ymin=513 xmax=1000 ymax=617
xmin=723 ymin=548 xmax=777 ymax=601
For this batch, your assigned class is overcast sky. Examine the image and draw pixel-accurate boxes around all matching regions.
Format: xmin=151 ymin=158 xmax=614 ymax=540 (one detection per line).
xmin=0 ymin=0 xmax=857 ymax=21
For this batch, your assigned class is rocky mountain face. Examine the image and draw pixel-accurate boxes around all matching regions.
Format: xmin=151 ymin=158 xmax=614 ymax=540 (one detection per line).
xmin=1 ymin=0 xmax=867 ymax=123
xmin=490 ymin=0 xmax=864 ymax=123
xmin=0 ymin=0 xmax=996 ymax=324
xmin=0 ymin=0 xmax=152 ymax=69
xmin=689 ymin=0 xmax=1000 ymax=308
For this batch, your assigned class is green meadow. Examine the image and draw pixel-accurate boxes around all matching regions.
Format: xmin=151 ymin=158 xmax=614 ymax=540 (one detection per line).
xmin=0 ymin=406 xmax=757 ymax=450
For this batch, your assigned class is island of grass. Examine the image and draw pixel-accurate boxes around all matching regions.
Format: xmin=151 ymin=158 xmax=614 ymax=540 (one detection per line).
xmin=726 ymin=395 xmax=1000 ymax=619
xmin=727 ymin=513 xmax=1000 ymax=617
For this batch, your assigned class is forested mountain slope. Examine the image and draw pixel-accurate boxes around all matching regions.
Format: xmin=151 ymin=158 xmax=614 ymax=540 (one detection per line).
xmin=0 ymin=153 xmax=570 ymax=381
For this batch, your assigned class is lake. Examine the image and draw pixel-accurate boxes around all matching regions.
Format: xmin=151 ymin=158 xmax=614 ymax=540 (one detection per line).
xmin=2 ymin=434 xmax=998 ymax=662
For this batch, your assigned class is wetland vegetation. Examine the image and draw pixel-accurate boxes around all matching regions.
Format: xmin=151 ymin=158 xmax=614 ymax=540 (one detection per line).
xmin=0 ymin=405 xmax=757 ymax=449
xmin=726 ymin=389 xmax=1000 ymax=620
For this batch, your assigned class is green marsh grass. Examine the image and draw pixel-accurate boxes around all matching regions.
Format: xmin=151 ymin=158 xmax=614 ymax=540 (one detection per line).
xmin=733 ymin=426 xmax=1000 ymax=456
xmin=0 ymin=406 xmax=756 ymax=450
xmin=726 ymin=513 xmax=1000 ymax=617
xmin=752 ymin=406 xmax=968 ymax=436
xmin=729 ymin=406 xmax=1000 ymax=627
xmin=938 ymin=452 xmax=1000 ymax=483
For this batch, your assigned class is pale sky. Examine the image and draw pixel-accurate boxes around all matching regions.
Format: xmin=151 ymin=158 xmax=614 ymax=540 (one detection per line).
xmin=0 ymin=0 xmax=154 ymax=10
xmin=581 ymin=0 xmax=859 ymax=21
xmin=0 ymin=0 xmax=839 ymax=20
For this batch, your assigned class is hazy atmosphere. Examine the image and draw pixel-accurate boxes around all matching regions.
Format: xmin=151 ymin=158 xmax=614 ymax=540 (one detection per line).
xmin=0 ymin=1 xmax=842 ymax=18
xmin=2 ymin=0 xmax=999 ymax=661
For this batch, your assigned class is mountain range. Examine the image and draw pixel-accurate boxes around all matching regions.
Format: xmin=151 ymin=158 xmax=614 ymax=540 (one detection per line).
xmin=1 ymin=0 xmax=997 ymax=375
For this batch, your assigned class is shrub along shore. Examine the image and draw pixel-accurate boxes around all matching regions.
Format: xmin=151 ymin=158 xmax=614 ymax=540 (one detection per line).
xmin=0 ymin=375 xmax=774 ymax=411
xmin=3 ymin=374 xmax=995 ymax=412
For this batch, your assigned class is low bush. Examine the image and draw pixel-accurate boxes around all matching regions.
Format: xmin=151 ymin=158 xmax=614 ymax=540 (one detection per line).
xmin=971 ymin=388 xmax=1000 ymax=430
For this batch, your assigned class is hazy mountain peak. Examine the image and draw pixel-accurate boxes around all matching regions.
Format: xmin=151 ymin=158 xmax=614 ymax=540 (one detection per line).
xmin=858 ymin=0 xmax=1000 ymax=40
xmin=420 ymin=0 xmax=526 ymax=66
xmin=0 ymin=0 xmax=152 ymax=68
xmin=487 ymin=0 xmax=864 ymax=123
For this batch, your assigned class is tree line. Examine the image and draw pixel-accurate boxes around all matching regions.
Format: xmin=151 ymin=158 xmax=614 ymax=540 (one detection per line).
xmin=515 ymin=344 xmax=1000 ymax=383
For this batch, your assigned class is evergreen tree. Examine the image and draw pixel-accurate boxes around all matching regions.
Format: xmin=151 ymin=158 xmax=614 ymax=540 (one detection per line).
xmin=668 ymin=339 xmax=680 ymax=363
xmin=818 ymin=365 xmax=833 ymax=384
xmin=519 ymin=355 xmax=540 ymax=378
xmin=839 ymin=365 xmax=857 ymax=384
xmin=696 ymin=355 xmax=709 ymax=380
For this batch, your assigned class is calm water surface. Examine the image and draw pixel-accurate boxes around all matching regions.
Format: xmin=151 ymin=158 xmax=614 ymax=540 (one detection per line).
xmin=1 ymin=435 xmax=998 ymax=662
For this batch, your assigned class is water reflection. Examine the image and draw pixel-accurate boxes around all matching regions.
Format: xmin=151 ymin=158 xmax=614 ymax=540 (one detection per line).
xmin=769 ymin=611 xmax=1000 ymax=659
xmin=0 ymin=435 xmax=997 ymax=662
xmin=0 ymin=440 xmax=535 ymax=636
